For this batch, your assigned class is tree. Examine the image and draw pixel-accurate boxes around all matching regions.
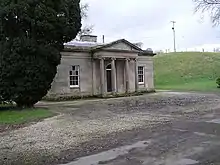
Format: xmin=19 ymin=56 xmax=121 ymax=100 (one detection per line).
xmin=0 ymin=0 xmax=81 ymax=108
xmin=193 ymin=0 xmax=220 ymax=25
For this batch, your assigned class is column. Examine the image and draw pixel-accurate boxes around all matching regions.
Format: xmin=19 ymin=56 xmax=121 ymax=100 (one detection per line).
xmin=111 ymin=58 xmax=116 ymax=93
xmin=100 ymin=58 xmax=105 ymax=96
xmin=134 ymin=58 xmax=139 ymax=92
xmin=92 ymin=59 xmax=96 ymax=95
xmin=125 ymin=58 xmax=130 ymax=93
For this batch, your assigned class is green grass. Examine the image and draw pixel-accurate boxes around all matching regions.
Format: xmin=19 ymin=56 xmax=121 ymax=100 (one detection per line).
xmin=0 ymin=106 xmax=54 ymax=125
xmin=154 ymin=52 xmax=220 ymax=91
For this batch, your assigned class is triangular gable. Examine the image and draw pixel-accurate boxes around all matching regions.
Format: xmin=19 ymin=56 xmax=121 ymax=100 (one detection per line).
xmin=92 ymin=39 xmax=143 ymax=52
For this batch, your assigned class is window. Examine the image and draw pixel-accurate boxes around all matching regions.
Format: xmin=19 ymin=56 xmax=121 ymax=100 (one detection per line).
xmin=69 ymin=65 xmax=79 ymax=88
xmin=138 ymin=66 xmax=144 ymax=84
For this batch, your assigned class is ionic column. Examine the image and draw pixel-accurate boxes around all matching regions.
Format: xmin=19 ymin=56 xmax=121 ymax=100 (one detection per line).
xmin=111 ymin=58 xmax=117 ymax=93
xmin=134 ymin=58 xmax=139 ymax=92
xmin=100 ymin=58 xmax=105 ymax=96
xmin=125 ymin=58 xmax=130 ymax=93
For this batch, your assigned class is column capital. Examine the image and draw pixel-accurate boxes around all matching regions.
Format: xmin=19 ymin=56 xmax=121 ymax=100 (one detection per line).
xmin=98 ymin=57 xmax=105 ymax=60
xmin=125 ymin=58 xmax=130 ymax=61
xmin=111 ymin=57 xmax=116 ymax=60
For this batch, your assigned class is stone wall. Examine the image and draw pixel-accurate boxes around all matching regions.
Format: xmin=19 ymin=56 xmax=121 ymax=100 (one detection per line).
xmin=47 ymin=51 xmax=93 ymax=98
xmin=137 ymin=56 xmax=154 ymax=90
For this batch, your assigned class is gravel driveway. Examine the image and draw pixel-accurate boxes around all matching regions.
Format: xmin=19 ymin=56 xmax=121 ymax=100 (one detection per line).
xmin=1 ymin=91 xmax=220 ymax=165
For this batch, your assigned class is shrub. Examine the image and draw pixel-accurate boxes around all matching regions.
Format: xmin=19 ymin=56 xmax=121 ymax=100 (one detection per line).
xmin=216 ymin=77 xmax=220 ymax=88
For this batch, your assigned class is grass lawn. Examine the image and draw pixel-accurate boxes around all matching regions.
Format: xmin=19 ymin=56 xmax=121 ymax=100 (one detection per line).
xmin=154 ymin=52 xmax=220 ymax=92
xmin=0 ymin=106 xmax=54 ymax=125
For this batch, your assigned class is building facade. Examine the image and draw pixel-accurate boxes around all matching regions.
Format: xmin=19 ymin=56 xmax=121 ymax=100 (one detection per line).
xmin=47 ymin=35 xmax=155 ymax=98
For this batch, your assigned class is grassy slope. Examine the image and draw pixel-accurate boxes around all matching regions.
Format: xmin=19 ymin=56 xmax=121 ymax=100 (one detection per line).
xmin=153 ymin=52 xmax=220 ymax=91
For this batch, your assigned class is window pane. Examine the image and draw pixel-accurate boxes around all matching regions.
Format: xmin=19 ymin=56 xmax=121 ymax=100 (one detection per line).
xmin=69 ymin=71 xmax=72 ymax=75
xmin=139 ymin=66 xmax=143 ymax=70
xmin=138 ymin=75 xmax=143 ymax=82
xmin=75 ymin=71 xmax=79 ymax=75
xmin=73 ymin=80 xmax=78 ymax=85
xmin=70 ymin=81 xmax=74 ymax=85
xmin=138 ymin=71 xmax=143 ymax=75
xmin=138 ymin=66 xmax=144 ymax=76
xmin=73 ymin=76 xmax=78 ymax=81
xmin=70 ymin=76 xmax=74 ymax=80
xmin=72 ymin=66 xmax=75 ymax=71
xmin=141 ymin=76 xmax=143 ymax=82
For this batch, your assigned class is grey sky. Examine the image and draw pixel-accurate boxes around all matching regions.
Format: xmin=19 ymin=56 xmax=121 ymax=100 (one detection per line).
xmin=81 ymin=0 xmax=220 ymax=51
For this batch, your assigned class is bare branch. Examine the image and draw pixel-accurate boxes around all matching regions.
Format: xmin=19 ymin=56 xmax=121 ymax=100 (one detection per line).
xmin=75 ymin=3 xmax=94 ymax=41
xmin=75 ymin=25 xmax=94 ymax=41
xmin=78 ymin=25 xmax=94 ymax=36
xmin=193 ymin=0 xmax=220 ymax=26
xmin=80 ymin=3 xmax=89 ymax=19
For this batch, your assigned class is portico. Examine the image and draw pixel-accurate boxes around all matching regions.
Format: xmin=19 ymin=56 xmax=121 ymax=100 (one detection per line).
xmin=98 ymin=57 xmax=139 ymax=96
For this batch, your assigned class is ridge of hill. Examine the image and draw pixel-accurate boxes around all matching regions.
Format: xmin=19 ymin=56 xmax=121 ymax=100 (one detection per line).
xmin=153 ymin=52 xmax=220 ymax=91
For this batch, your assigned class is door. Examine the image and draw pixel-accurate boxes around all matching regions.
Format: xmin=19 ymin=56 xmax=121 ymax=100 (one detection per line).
xmin=106 ymin=64 xmax=112 ymax=92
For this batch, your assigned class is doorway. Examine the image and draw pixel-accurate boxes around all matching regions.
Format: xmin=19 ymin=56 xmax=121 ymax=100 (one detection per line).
xmin=106 ymin=64 xmax=112 ymax=92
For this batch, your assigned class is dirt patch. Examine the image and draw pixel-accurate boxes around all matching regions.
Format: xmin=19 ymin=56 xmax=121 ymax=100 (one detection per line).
xmin=0 ymin=123 xmax=27 ymax=133
xmin=0 ymin=118 xmax=49 ymax=134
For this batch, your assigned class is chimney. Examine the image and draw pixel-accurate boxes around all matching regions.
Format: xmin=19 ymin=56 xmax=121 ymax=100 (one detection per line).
xmin=80 ymin=35 xmax=97 ymax=42
xmin=102 ymin=35 xmax=105 ymax=43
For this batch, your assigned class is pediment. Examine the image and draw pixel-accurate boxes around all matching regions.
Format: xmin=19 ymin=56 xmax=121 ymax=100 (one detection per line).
xmin=92 ymin=39 xmax=143 ymax=52
xmin=104 ymin=41 xmax=133 ymax=51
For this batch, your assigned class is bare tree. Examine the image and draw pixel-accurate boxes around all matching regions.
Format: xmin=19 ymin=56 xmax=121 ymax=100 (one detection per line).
xmin=78 ymin=24 xmax=94 ymax=36
xmin=193 ymin=0 xmax=220 ymax=25
xmin=81 ymin=3 xmax=89 ymax=19
xmin=76 ymin=3 xmax=94 ymax=40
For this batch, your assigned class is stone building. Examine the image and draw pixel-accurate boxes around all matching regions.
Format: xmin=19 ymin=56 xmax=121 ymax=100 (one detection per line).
xmin=47 ymin=35 xmax=155 ymax=98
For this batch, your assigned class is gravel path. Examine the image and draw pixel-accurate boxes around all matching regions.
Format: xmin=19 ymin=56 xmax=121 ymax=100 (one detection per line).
xmin=1 ymin=91 xmax=220 ymax=165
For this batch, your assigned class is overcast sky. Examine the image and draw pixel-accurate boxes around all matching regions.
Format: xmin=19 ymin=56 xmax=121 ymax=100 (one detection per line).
xmin=81 ymin=0 xmax=220 ymax=51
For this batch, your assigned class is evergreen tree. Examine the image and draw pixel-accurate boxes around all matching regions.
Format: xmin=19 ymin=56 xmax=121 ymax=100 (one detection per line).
xmin=0 ymin=0 xmax=82 ymax=107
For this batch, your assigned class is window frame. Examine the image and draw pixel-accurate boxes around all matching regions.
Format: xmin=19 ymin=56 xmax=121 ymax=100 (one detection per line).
xmin=138 ymin=66 xmax=145 ymax=85
xmin=69 ymin=65 xmax=80 ymax=88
